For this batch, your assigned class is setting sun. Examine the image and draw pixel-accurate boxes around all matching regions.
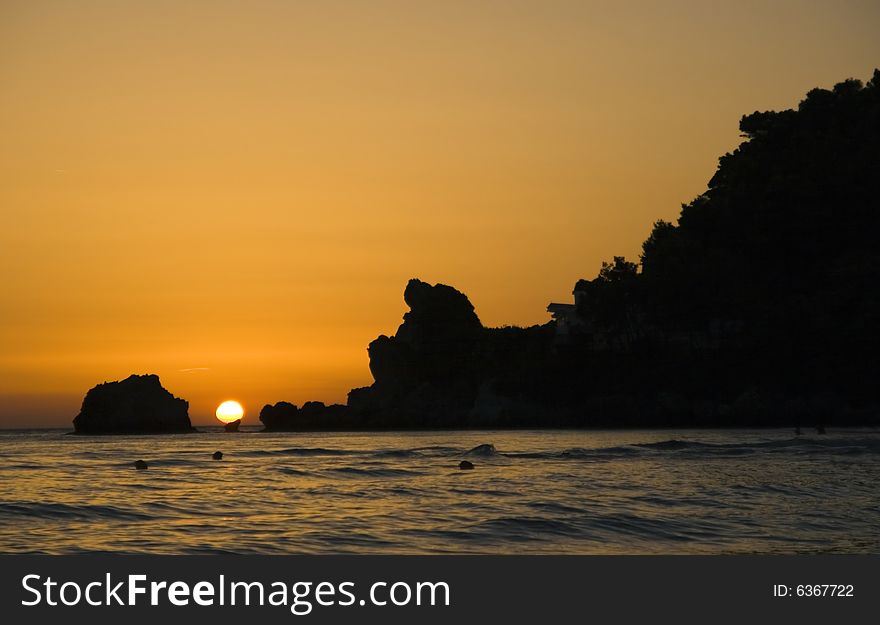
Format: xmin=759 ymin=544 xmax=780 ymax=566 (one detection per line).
xmin=215 ymin=400 xmax=244 ymax=424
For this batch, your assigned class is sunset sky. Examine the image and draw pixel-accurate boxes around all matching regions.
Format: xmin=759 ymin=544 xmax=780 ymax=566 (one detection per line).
xmin=1 ymin=0 xmax=878 ymax=426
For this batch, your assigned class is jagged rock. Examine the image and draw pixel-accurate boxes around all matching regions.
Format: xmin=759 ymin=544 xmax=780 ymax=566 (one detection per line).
xmin=351 ymin=279 xmax=488 ymax=425
xmin=396 ymin=279 xmax=482 ymax=378
xmin=212 ymin=451 xmax=223 ymax=460
xmin=73 ymin=374 xmax=194 ymax=434
xmin=367 ymin=279 xmax=483 ymax=387
xmin=399 ymin=279 xmax=481 ymax=341
xmin=134 ymin=460 xmax=148 ymax=470
xmin=223 ymin=419 xmax=241 ymax=433
xmin=459 ymin=460 xmax=474 ymax=470
xmin=260 ymin=401 xmax=299 ymax=431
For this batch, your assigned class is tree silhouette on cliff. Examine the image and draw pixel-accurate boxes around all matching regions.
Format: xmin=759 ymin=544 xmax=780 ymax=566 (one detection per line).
xmin=634 ymin=70 xmax=880 ymax=349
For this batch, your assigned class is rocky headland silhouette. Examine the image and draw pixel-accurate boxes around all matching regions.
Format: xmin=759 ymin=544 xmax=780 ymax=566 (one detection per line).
xmin=74 ymin=71 xmax=880 ymax=433
xmin=263 ymin=71 xmax=880 ymax=431
xmin=73 ymin=374 xmax=194 ymax=434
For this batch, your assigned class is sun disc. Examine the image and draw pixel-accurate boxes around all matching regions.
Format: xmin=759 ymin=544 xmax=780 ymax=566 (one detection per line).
xmin=215 ymin=400 xmax=244 ymax=424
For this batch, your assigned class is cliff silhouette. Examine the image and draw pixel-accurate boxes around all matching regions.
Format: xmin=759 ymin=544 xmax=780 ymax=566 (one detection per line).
xmin=265 ymin=70 xmax=880 ymax=430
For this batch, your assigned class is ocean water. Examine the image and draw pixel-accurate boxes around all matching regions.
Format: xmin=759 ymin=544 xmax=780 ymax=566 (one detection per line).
xmin=0 ymin=428 xmax=878 ymax=555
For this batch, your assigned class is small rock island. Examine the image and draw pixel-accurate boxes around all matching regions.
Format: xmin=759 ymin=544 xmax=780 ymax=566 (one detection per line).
xmin=224 ymin=419 xmax=241 ymax=432
xmin=73 ymin=374 xmax=195 ymax=434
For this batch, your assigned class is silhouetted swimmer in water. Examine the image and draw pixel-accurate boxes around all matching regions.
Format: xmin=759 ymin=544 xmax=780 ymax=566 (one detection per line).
xmin=134 ymin=460 xmax=148 ymax=470
xmin=816 ymin=424 xmax=826 ymax=434
xmin=795 ymin=425 xmax=802 ymax=436
xmin=212 ymin=451 xmax=223 ymax=460
xmin=459 ymin=460 xmax=474 ymax=470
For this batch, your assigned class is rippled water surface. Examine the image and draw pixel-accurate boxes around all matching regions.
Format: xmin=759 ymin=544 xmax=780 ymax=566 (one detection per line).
xmin=0 ymin=428 xmax=878 ymax=554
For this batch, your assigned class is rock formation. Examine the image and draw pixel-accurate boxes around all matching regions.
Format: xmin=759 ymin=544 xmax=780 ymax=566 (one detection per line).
xmin=257 ymin=279 xmax=552 ymax=430
xmin=465 ymin=443 xmax=497 ymax=456
xmin=343 ymin=72 xmax=880 ymax=430
xmin=73 ymin=374 xmax=194 ymax=434
xmin=347 ymin=279 xmax=489 ymax=427
xmin=259 ymin=400 xmax=350 ymax=431
xmin=223 ymin=419 xmax=241 ymax=433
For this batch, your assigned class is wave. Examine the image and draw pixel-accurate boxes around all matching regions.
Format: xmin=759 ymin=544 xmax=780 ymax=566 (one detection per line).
xmin=325 ymin=467 xmax=424 ymax=478
xmin=140 ymin=500 xmax=247 ymax=517
xmin=409 ymin=446 xmax=462 ymax=454
xmin=276 ymin=466 xmax=312 ymax=477
xmin=634 ymin=439 xmax=712 ymax=451
xmin=498 ymin=436 xmax=880 ymax=463
xmin=371 ymin=449 xmax=421 ymax=458
xmin=242 ymin=447 xmax=360 ymax=457
xmin=632 ymin=437 xmax=880 ymax=457
xmin=464 ymin=444 xmax=497 ymax=456
xmin=471 ymin=516 xmax=580 ymax=538
xmin=505 ymin=446 xmax=641 ymax=461
xmin=450 ymin=487 xmax=517 ymax=497
xmin=526 ymin=501 xmax=587 ymax=514
xmin=0 ymin=501 xmax=152 ymax=522
xmin=0 ymin=463 xmax=46 ymax=471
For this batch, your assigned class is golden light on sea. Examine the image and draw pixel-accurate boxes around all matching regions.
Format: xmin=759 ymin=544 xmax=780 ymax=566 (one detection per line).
xmin=215 ymin=400 xmax=244 ymax=424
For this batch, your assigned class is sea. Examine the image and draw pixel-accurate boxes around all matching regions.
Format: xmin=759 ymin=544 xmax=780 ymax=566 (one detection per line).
xmin=0 ymin=428 xmax=878 ymax=554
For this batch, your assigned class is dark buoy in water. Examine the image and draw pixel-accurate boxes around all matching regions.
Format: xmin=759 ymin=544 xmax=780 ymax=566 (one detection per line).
xmin=459 ymin=460 xmax=474 ymax=470
xmin=134 ymin=460 xmax=148 ymax=470
xmin=212 ymin=451 xmax=223 ymax=460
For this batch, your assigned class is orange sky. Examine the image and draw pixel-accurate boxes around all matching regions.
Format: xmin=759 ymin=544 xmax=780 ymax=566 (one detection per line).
xmin=1 ymin=1 xmax=878 ymax=427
